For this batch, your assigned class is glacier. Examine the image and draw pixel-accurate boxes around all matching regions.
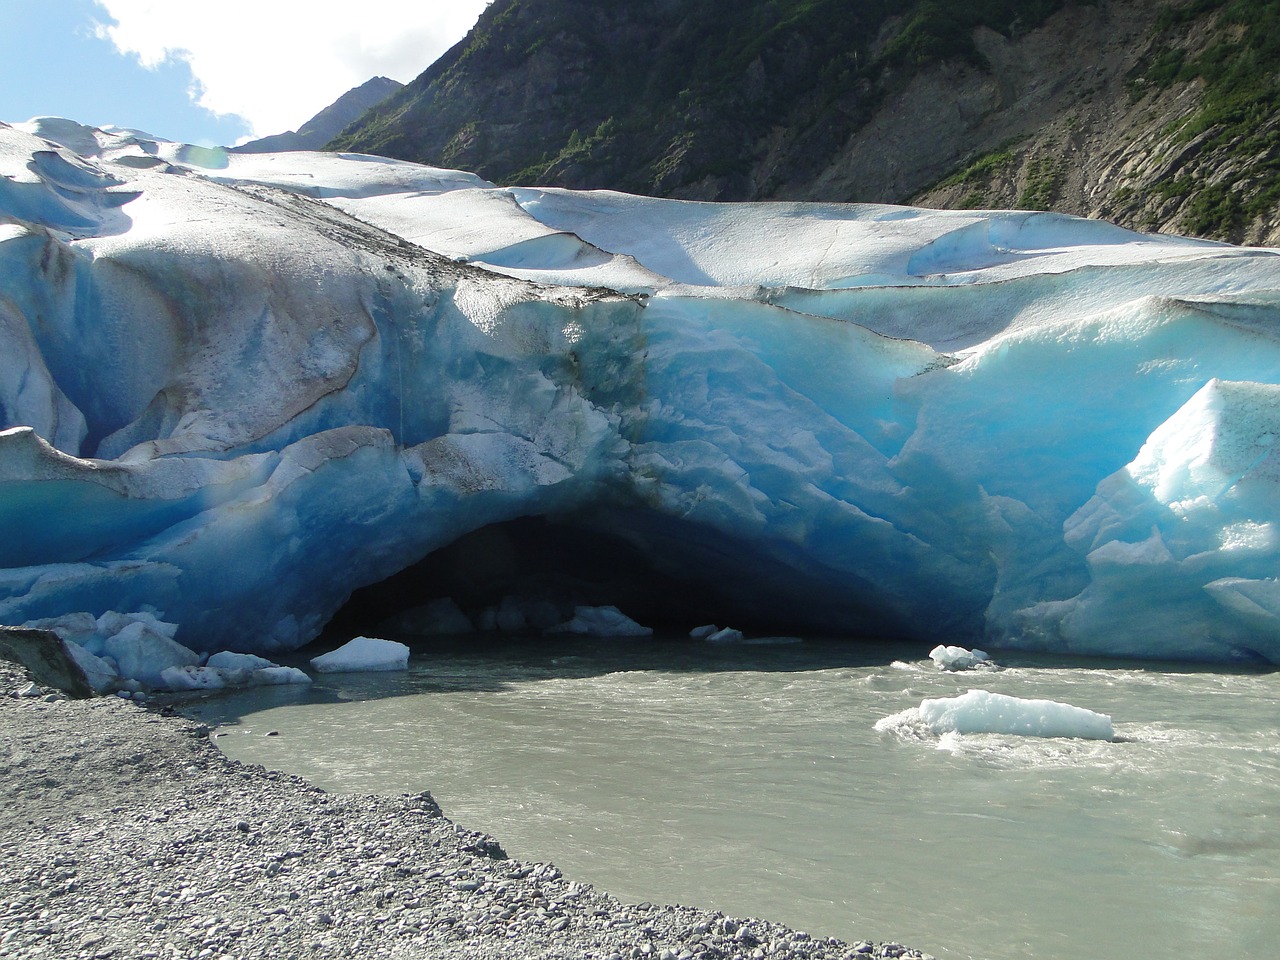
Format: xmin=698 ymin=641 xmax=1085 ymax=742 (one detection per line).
xmin=3 ymin=117 xmax=1280 ymax=665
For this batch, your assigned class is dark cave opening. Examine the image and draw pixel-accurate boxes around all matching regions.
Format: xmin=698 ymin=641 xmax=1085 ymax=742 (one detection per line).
xmin=328 ymin=512 xmax=916 ymax=643
xmin=329 ymin=515 xmax=753 ymax=640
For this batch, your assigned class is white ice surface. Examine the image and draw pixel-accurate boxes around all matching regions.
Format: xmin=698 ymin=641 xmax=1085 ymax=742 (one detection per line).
xmin=4 ymin=118 xmax=1280 ymax=663
xmin=929 ymin=645 xmax=995 ymax=671
xmin=61 ymin=637 xmax=118 ymax=693
xmin=310 ymin=636 xmax=410 ymax=673
xmin=877 ymin=689 xmax=1115 ymax=740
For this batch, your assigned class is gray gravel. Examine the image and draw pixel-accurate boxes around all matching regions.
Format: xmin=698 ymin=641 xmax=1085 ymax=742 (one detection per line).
xmin=0 ymin=659 xmax=936 ymax=960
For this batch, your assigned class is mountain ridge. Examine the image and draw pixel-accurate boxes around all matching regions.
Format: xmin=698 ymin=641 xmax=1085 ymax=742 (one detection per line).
xmin=234 ymin=76 xmax=402 ymax=154
xmin=331 ymin=0 xmax=1280 ymax=245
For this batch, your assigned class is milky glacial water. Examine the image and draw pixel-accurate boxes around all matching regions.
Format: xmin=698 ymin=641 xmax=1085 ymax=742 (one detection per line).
xmin=195 ymin=639 xmax=1280 ymax=960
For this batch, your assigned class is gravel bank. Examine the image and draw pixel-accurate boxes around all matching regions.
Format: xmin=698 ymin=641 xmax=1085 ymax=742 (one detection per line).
xmin=0 ymin=658 xmax=936 ymax=960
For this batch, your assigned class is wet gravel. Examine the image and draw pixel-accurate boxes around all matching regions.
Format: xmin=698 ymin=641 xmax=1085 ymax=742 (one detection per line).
xmin=0 ymin=659 xmax=936 ymax=960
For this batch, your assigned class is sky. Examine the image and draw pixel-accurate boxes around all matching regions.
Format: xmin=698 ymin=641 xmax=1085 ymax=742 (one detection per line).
xmin=0 ymin=0 xmax=490 ymax=146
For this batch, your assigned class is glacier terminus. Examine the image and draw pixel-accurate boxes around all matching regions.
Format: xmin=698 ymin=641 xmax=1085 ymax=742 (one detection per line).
xmin=4 ymin=117 xmax=1280 ymax=669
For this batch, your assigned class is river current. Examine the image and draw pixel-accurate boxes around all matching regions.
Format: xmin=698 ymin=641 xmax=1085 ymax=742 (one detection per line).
xmin=196 ymin=637 xmax=1280 ymax=960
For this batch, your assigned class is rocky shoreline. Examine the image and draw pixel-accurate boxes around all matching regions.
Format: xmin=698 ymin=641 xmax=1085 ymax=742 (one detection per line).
xmin=0 ymin=657 xmax=936 ymax=960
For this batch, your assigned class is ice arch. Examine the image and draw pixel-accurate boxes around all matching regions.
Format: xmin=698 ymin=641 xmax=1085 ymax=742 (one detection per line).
xmin=3 ymin=119 xmax=1280 ymax=663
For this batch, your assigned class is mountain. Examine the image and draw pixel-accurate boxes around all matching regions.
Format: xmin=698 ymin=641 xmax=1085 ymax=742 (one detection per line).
xmin=233 ymin=76 xmax=402 ymax=153
xmin=331 ymin=0 xmax=1280 ymax=245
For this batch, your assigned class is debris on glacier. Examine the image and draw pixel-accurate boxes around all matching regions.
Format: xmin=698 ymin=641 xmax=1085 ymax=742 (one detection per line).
xmin=928 ymin=645 xmax=998 ymax=671
xmin=876 ymin=689 xmax=1114 ymax=741
xmin=310 ymin=636 xmax=410 ymax=673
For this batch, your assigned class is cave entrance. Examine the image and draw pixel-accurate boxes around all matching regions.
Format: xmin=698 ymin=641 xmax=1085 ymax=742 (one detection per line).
xmin=327 ymin=515 xmax=757 ymax=641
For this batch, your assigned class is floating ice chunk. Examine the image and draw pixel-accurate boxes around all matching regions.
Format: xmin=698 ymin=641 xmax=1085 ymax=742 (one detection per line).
xmin=545 ymin=605 xmax=653 ymax=637
xmin=252 ymin=666 xmax=312 ymax=685
xmin=928 ymin=644 xmax=997 ymax=671
xmin=705 ymin=627 xmax=745 ymax=643
xmin=695 ymin=624 xmax=800 ymax=644
xmin=309 ymin=636 xmax=410 ymax=673
xmin=877 ymin=689 xmax=1114 ymax=740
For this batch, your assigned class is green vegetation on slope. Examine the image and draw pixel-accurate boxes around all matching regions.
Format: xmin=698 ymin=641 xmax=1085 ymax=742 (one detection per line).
xmin=330 ymin=0 xmax=1078 ymax=199
xmin=1134 ymin=0 xmax=1280 ymax=237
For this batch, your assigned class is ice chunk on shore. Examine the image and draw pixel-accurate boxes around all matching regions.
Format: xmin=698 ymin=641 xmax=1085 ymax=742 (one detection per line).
xmin=25 ymin=609 xmax=201 ymax=690
xmin=206 ymin=651 xmax=276 ymax=671
xmin=159 ymin=657 xmax=312 ymax=690
xmin=100 ymin=621 xmax=200 ymax=688
xmin=928 ymin=645 xmax=997 ymax=671
xmin=877 ymin=689 xmax=1114 ymax=740
xmin=310 ymin=636 xmax=410 ymax=673
xmin=206 ymin=651 xmax=311 ymax=687
xmin=162 ymin=654 xmax=272 ymax=690
xmin=61 ymin=638 xmax=118 ymax=693
xmin=161 ymin=664 xmax=237 ymax=691
xmin=545 ymin=605 xmax=653 ymax=637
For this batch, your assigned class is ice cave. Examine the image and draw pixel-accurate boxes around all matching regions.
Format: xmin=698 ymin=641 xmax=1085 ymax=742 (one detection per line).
xmin=4 ymin=116 xmax=1280 ymax=678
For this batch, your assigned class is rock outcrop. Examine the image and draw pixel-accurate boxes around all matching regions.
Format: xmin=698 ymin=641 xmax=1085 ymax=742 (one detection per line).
xmin=332 ymin=0 xmax=1280 ymax=245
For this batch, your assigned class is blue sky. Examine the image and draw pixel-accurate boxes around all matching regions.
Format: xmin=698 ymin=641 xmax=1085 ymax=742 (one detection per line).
xmin=0 ymin=0 xmax=488 ymax=146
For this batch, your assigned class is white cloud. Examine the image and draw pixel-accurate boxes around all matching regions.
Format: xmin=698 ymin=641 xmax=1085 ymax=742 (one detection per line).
xmin=93 ymin=0 xmax=490 ymax=137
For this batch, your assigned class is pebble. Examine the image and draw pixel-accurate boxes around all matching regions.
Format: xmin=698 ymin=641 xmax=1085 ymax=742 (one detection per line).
xmin=0 ymin=657 xmax=938 ymax=960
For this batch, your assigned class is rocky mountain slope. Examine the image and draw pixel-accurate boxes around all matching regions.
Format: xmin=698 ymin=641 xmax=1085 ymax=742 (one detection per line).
xmin=234 ymin=76 xmax=402 ymax=153
xmin=331 ymin=0 xmax=1280 ymax=245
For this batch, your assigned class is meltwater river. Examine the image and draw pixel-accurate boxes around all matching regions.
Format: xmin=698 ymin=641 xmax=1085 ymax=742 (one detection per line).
xmin=196 ymin=638 xmax=1280 ymax=960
